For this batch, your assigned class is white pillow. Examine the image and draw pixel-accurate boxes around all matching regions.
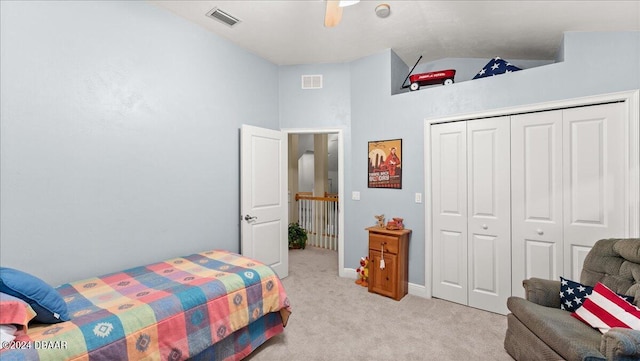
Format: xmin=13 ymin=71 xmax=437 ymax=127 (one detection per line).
xmin=0 ymin=324 xmax=18 ymax=343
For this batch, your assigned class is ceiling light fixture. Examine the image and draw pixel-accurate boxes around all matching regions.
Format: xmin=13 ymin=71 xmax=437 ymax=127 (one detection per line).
xmin=339 ymin=0 xmax=360 ymax=7
xmin=375 ymin=4 xmax=391 ymax=18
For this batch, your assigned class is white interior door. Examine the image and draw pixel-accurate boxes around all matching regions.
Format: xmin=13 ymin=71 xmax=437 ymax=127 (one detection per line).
xmin=466 ymin=116 xmax=511 ymax=315
xmin=431 ymin=121 xmax=468 ymax=305
xmin=511 ymin=110 xmax=563 ymax=298
xmin=241 ymin=124 xmax=288 ymax=278
xmin=562 ymin=103 xmax=626 ymax=280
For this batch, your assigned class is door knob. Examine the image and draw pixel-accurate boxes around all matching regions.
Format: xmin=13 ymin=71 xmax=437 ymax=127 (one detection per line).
xmin=536 ymin=229 xmax=544 ymax=235
xmin=244 ymin=215 xmax=258 ymax=222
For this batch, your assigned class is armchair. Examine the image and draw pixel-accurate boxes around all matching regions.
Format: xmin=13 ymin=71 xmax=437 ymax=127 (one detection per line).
xmin=504 ymin=238 xmax=640 ymax=361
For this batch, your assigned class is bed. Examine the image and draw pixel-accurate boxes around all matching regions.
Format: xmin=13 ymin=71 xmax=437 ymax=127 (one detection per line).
xmin=0 ymin=250 xmax=291 ymax=360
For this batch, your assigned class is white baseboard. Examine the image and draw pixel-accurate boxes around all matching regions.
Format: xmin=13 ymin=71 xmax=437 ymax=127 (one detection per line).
xmin=343 ymin=267 xmax=358 ymax=279
xmin=408 ymin=282 xmax=430 ymax=298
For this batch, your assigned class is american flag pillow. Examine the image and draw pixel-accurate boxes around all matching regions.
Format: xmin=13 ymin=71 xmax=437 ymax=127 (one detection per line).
xmin=571 ymin=282 xmax=640 ymax=333
xmin=560 ymin=277 xmax=634 ymax=312
xmin=473 ymin=57 xmax=521 ymax=79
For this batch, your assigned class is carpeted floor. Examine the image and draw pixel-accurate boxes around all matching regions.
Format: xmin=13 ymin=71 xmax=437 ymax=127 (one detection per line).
xmin=246 ymin=246 xmax=513 ymax=361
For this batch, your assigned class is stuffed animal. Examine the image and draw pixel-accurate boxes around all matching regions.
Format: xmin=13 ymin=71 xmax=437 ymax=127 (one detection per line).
xmin=355 ymin=256 xmax=369 ymax=287
xmin=386 ymin=217 xmax=404 ymax=230
xmin=374 ymin=214 xmax=385 ymax=228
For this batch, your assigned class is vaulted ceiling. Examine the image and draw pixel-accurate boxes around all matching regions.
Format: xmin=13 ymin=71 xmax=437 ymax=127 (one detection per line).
xmin=151 ymin=0 xmax=640 ymax=66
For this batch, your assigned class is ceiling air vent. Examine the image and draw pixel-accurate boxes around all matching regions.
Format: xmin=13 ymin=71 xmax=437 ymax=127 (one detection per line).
xmin=206 ymin=7 xmax=241 ymax=27
xmin=301 ymin=75 xmax=323 ymax=90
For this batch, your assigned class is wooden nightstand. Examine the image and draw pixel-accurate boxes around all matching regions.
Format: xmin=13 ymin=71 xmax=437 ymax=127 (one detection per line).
xmin=366 ymin=226 xmax=411 ymax=301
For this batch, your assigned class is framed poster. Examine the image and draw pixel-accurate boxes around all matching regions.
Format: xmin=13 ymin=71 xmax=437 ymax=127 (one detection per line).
xmin=368 ymin=138 xmax=402 ymax=189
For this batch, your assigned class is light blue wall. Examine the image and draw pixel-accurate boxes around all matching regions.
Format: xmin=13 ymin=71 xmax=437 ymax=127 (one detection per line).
xmin=348 ymin=51 xmax=429 ymax=284
xmin=0 ymin=1 xmax=279 ymax=285
xmin=279 ymin=63 xmax=351 ymax=129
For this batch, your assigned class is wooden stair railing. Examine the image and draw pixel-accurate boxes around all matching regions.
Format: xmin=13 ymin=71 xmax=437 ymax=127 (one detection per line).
xmin=294 ymin=193 xmax=339 ymax=250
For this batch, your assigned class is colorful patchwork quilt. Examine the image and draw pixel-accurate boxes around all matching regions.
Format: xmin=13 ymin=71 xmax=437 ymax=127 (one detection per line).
xmin=0 ymin=250 xmax=291 ymax=361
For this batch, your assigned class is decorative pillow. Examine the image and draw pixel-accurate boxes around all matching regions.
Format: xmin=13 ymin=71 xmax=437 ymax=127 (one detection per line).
xmin=572 ymin=282 xmax=640 ymax=333
xmin=560 ymin=277 xmax=634 ymax=312
xmin=0 ymin=324 xmax=19 ymax=343
xmin=0 ymin=267 xmax=69 ymax=323
xmin=473 ymin=57 xmax=521 ymax=79
xmin=0 ymin=292 xmax=37 ymax=328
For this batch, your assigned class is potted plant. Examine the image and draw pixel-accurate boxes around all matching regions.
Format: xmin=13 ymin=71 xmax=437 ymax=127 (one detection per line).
xmin=288 ymin=222 xmax=307 ymax=249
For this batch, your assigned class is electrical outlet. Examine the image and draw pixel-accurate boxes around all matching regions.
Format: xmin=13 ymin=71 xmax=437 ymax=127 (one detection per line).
xmin=415 ymin=193 xmax=422 ymax=203
xmin=352 ymin=191 xmax=360 ymax=201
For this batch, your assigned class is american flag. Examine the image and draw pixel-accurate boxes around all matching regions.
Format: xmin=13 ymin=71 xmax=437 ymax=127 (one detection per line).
xmin=560 ymin=277 xmax=634 ymax=312
xmin=473 ymin=57 xmax=521 ymax=79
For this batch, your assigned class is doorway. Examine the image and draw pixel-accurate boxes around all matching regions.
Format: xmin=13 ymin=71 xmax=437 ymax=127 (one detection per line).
xmin=285 ymin=128 xmax=345 ymax=277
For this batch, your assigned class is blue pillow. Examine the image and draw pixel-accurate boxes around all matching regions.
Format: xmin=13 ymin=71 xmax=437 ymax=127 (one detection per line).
xmin=0 ymin=267 xmax=69 ymax=323
xmin=559 ymin=276 xmax=634 ymax=313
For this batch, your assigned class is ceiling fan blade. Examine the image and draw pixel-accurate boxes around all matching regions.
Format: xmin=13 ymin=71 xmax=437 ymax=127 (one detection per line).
xmin=324 ymin=0 xmax=343 ymax=28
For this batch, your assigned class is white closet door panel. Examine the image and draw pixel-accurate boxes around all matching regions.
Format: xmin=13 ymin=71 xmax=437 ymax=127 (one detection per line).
xmin=511 ymin=111 xmax=563 ymax=297
xmin=438 ymin=230 xmax=466 ymax=290
xmin=467 ymin=117 xmax=511 ymax=315
xmin=571 ymin=245 xmax=592 ymax=281
xmin=469 ymin=234 xmax=502 ymax=304
xmin=431 ymin=122 xmax=468 ymax=305
xmin=563 ymin=103 xmax=626 ymax=280
xmin=525 ymin=241 xmax=558 ymax=277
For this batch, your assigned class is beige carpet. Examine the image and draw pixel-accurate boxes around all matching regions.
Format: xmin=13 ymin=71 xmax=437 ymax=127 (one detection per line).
xmin=246 ymin=246 xmax=513 ymax=361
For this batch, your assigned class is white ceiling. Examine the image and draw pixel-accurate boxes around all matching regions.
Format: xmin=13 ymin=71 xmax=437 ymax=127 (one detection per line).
xmin=151 ymin=1 xmax=640 ymax=66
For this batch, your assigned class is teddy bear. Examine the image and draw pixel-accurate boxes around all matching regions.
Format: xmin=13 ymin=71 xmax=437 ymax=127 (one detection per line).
xmin=355 ymin=256 xmax=369 ymax=287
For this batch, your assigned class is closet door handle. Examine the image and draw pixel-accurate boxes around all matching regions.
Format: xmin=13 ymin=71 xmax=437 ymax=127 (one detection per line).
xmin=536 ymin=229 xmax=544 ymax=235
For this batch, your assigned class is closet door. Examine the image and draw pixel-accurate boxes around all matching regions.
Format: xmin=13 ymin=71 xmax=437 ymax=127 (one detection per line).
xmin=562 ymin=103 xmax=626 ymax=279
xmin=466 ymin=117 xmax=511 ymax=315
xmin=511 ymin=111 xmax=563 ymax=298
xmin=431 ymin=121 xmax=468 ymax=305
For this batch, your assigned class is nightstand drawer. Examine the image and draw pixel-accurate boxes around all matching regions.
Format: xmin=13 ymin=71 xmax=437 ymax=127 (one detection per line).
xmin=369 ymin=233 xmax=398 ymax=254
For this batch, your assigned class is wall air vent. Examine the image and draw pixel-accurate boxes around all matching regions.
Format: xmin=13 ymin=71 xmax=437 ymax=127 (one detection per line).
xmin=206 ymin=7 xmax=241 ymax=27
xmin=301 ymin=75 xmax=323 ymax=89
